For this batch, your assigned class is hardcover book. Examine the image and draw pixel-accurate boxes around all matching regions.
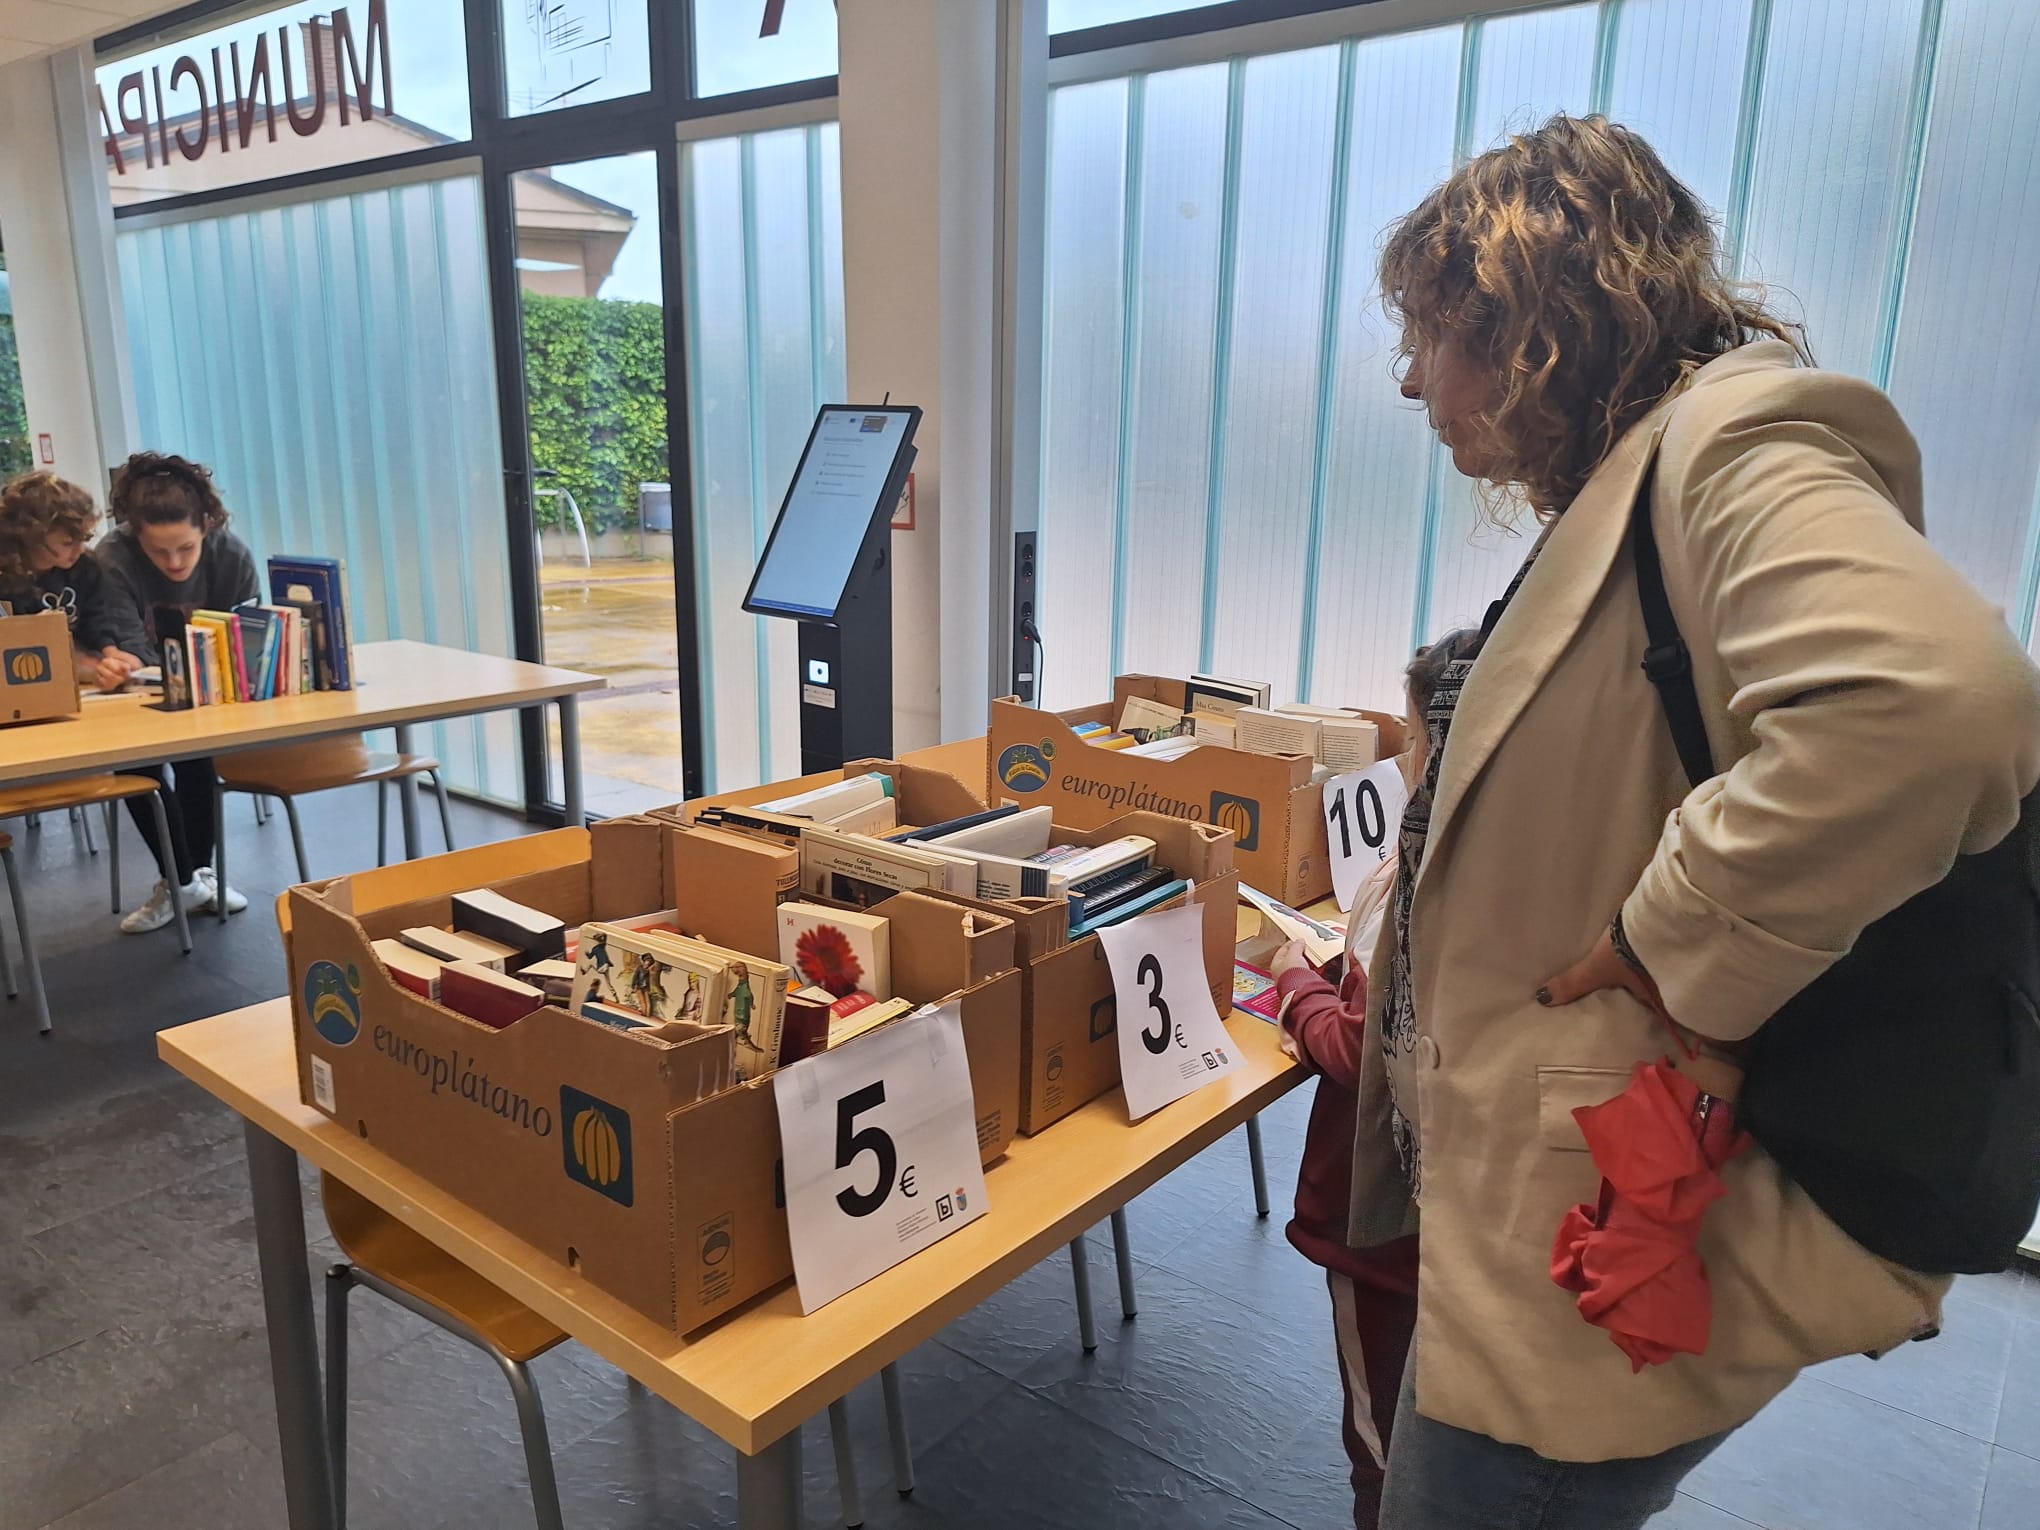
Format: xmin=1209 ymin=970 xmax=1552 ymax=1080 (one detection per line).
xmin=777 ymin=901 xmax=891 ymax=1000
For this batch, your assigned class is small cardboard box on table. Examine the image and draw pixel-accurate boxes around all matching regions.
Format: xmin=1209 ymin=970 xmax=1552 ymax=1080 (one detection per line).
xmin=283 ymin=819 xmax=1022 ymax=1336
xmin=684 ymin=756 xmax=1242 ymax=1135
xmin=987 ymin=676 xmax=1404 ymax=907
xmin=0 ymin=611 xmax=80 ymax=723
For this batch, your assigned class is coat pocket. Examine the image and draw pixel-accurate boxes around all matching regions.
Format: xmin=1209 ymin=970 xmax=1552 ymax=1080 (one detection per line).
xmin=1535 ymin=1066 xmax=1632 ymax=1151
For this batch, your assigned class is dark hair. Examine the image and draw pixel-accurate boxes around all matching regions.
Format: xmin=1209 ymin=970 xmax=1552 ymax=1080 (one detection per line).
xmin=0 ymin=472 xmax=101 ymax=580
xmin=109 ymin=452 xmax=229 ymax=534
xmin=1405 ymin=627 xmax=1484 ymax=712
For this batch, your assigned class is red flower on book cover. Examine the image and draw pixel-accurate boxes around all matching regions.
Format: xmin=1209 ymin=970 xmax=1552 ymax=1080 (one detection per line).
xmin=794 ymin=924 xmax=864 ymax=996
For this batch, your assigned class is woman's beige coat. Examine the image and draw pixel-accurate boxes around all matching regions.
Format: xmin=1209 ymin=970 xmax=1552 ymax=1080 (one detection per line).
xmin=1351 ymin=340 xmax=2040 ymax=1461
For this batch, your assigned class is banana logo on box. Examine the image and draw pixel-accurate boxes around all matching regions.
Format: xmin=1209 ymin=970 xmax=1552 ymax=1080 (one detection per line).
xmin=561 ymin=1085 xmax=634 ymax=1207
xmin=303 ymin=960 xmax=363 ymax=1046
xmin=4 ymin=647 xmax=51 ymax=684
xmin=1208 ymin=791 xmax=1261 ymax=851
xmin=997 ymin=740 xmax=1055 ymax=793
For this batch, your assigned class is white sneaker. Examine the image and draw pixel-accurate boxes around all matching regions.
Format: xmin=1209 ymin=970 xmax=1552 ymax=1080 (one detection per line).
xmin=121 ymin=877 xmax=203 ymax=933
xmin=194 ymin=865 xmax=248 ymax=914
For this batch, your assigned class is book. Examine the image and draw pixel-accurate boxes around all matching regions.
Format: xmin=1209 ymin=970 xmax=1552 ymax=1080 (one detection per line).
xmin=578 ymin=999 xmax=653 ymax=1031
xmin=1066 ymin=863 xmax=1177 ymax=924
xmin=1232 ymin=960 xmax=1282 ymax=1020
xmin=780 ymin=987 xmax=832 ymax=1067
xmin=562 ymin=908 xmax=687 ymax=958
xmin=1186 ymin=672 xmax=1271 ymax=716
xmin=371 ymin=937 xmax=446 ymax=1001
xmin=269 ymin=556 xmax=355 ymax=690
xmin=1192 ymin=712 xmax=1237 ymax=747
xmin=756 ymin=771 xmax=896 ymax=824
xmin=190 ymin=626 xmax=219 ymax=705
xmin=570 ymin=923 xmax=792 ymax=1080
xmin=1317 ymin=716 xmax=1380 ymax=773
xmin=1124 ymin=734 xmax=1202 ymax=761
xmin=234 ymin=606 xmax=272 ymax=700
xmin=1235 ymin=707 xmax=1321 ymax=759
xmin=284 ymin=598 xmax=331 ymax=689
xmin=1069 ymin=877 xmax=1189 ymax=935
xmin=1117 ymin=694 xmax=1189 ymax=742
xmin=798 ymin=825 xmax=975 ymax=907
xmin=828 ymin=996 xmax=916 ymax=1049
xmin=519 ymin=958 xmax=576 ymax=1001
xmin=190 ymin=614 xmax=233 ymax=702
xmin=908 ymin=804 xmax=1047 ymax=856
xmin=777 ymin=901 xmax=891 ymax=1000
xmin=439 ymin=961 xmax=544 ymax=1030
xmin=398 ymin=926 xmax=521 ymax=971
xmin=1239 ymin=882 xmax=1348 ymax=966
xmin=451 ymin=888 xmax=566 ymax=964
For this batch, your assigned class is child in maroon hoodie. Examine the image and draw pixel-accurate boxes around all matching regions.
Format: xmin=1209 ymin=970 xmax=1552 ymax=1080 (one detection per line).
xmin=1269 ymin=627 xmax=1480 ymax=1530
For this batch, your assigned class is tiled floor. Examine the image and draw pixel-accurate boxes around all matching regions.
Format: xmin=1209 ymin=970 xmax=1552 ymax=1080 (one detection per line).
xmin=2 ymin=789 xmax=2036 ymax=1529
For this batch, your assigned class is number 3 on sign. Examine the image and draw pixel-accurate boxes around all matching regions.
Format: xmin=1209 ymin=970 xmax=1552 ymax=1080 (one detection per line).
xmin=1324 ymin=758 xmax=1409 ymax=912
xmin=1097 ymin=901 xmax=1241 ymax=1119
xmin=774 ymin=1003 xmax=988 ymax=1313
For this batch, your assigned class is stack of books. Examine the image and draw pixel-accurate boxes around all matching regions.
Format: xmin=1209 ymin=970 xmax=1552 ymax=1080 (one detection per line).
xmin=156 ymin=554 xmax=357 ymax=709
xmin=570 ymin=921 xmax=802 ymax=1080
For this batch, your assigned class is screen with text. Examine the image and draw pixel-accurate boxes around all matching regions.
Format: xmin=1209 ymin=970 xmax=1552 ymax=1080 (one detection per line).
xmin=747 ymin=409 xmax=912 ymax=619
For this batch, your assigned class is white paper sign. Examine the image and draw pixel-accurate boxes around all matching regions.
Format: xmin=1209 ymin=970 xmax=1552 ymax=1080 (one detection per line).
xmin=1323 ymin=759 xmax=1407 ymax=912
xmin=1096 ymin=901 xmax=1242 ymax=1120
xmin=773 ymin=1003 xmax=988 ymax=1313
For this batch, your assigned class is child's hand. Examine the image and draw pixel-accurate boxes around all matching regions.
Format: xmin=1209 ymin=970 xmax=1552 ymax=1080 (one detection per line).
xmin=94 ymin=646 xmax=140 ymax=690
xmin=1270 ymin=939 xmax=1316 ymax=981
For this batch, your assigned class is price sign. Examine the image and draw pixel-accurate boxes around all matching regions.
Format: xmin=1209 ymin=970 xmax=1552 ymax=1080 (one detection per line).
xmin=774 ymin=1003 xmax=988 ymax=1313
xmin=1323 ymin=759 xmax=1407 ymax=912
xmin=1096 ymin=901 xmax=1241 ymax=1119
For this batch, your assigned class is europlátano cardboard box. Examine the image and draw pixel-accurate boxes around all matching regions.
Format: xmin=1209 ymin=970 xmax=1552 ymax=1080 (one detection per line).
xmin=987 ymin=676 xmax=1405 ymax=906
xmin=0 ymin=611 xmax=81 ymax=723
xmin=926 ymin=812 xmax=1238 ymax=1134
xmin=283 ymin=819 xmax=1022 ymax=1336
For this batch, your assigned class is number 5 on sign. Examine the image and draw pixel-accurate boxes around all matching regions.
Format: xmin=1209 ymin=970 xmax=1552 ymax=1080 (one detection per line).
xmin=773 ymin=1003 xmax=988 ymax=1313
xmin=1096 ymin=902 xmax=1241 ymax=1120
xmin=1324 ymin=759 xmax=1408 ymax=912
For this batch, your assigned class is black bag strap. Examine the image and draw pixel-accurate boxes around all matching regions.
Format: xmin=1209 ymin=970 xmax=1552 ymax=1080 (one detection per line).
xmin=1631 ymin=460 xmax=1719 ymax=788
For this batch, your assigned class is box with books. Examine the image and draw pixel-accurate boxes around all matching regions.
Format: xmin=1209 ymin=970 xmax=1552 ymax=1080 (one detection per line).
xmin=987 ymin=675 xmax=1403 ymax=906
xmin=283 ymin=813 xmax=1022 ymax=1335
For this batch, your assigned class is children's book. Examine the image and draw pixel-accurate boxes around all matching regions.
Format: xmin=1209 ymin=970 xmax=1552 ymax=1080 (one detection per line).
xmin=1232 ymin=960 xmax=1282 ymax=1021
xmin=269 ymin=556 xmax=356 ymax=690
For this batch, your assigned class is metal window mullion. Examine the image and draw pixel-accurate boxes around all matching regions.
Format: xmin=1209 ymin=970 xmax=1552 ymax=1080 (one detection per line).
xmin=671 ymin=139 xmax=715 ymax=799
xmin=1294 ymin=38 xmax=1358 ymax=704
xmin=1721 ymin=0 xmax=1776 ymax=275
xmin=1106 ymin=75 xmax=1146 ymax=683
xmin=1869 ymin=0 xmax=1947 ymax=390
xmin=1195 ymin=58 xmax=1248 ymax=673
xmin=739 ymin=134 xmax=773 ymax=783
xmin=1589 ymin=0 xmax=1622 ymax=117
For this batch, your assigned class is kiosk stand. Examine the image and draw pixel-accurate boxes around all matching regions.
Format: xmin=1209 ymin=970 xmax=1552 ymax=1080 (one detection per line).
xmin=743 ymin=405 xmax=922 ymax=775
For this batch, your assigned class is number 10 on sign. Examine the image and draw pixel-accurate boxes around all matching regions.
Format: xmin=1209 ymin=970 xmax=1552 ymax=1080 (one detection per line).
xmin=774 ymin=1003 xmax=988 ymax=1313
xmin=1324 ymin=759 xmax=1407 ymax=912
xmin=1096 ymin=901 xmax=1241 ymax=1119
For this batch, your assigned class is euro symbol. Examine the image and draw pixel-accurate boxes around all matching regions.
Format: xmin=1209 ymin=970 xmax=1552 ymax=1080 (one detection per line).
xmin=900 ymin=1165 xmax=918 ymax=1198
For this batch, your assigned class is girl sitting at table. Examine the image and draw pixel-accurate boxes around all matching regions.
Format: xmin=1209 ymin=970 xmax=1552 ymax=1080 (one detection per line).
xmin=98 ymin=452 xmax=260 ymax=933
xmin=0 ymin=471 xmax=148 ymax=692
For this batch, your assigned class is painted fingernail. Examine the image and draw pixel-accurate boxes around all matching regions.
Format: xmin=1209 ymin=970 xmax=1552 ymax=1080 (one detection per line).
xmin=1534 ymin=987 xmax=1553 ymax=1006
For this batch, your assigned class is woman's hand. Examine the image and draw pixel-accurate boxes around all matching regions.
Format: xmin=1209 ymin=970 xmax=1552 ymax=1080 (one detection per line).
xmin=1537 ymin=927 xmax=1669 ymax=1021
xmin=94 ymin=646 xmax=141 ymax=691
xmin=1270 ymin=939 xmax=1316 ymax=981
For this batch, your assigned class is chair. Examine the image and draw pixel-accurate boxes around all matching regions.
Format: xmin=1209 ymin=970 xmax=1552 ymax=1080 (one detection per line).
xmin=0 ymin=777 xmax=193 ymax=1034
xmin=321 ymin=1175 xmax=905 ymax=1529
xmin=213 ymin=734 xmax=455 ymax=907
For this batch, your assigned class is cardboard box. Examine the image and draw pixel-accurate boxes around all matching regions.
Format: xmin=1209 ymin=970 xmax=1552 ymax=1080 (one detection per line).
xmin=0 ymin=611 xmax=80 ymax=724
xmin=987 ymin=676 xmax=1405 ymax=906
xmin=284 ymin=820 xmax=1021 ymax=1335
xmin=928 ymin=811 xmax=1240 ymax=1134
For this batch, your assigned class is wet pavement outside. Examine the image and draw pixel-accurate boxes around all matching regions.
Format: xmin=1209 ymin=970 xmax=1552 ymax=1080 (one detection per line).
xmin=537 ymin=554 xmax=686 ymax=816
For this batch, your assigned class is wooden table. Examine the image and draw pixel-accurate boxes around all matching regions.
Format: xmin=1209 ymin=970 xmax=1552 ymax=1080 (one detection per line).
xmin=0 ymin=640 xmax=605 ymax=834
xmin=158 ymin=998 xmax=1301 ymax=1529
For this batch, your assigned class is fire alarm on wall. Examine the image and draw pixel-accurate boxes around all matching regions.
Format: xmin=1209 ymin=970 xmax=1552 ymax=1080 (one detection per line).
xmin=36 ymin=435 xmax=53 ymax=465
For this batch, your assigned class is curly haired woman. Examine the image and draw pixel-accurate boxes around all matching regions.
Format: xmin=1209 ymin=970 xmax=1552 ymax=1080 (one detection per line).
xmin=1354 ymin=116 xmax=2040 ymax=1528
xmin=98 ymin=452 xmax=261 ymax=932
xmin=0 ymin=471 xmax=147 ymax=690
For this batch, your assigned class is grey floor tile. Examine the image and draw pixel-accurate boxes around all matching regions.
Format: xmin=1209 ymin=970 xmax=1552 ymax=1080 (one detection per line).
xmin=1234 ymin=1390 xmax=1362 ymax=1529
xmin=1949 ymin=1267 xmax=2040 ymax=1326
xmin=42 ymin=1430 xmax=286 ymax=1530
xmin=1996 ymin=1319 xmax=2040 ymax=1458
xmin=1813 ymin=1292 xmax=2015 ymax=1441
xmin=1644 ymin=1494 xmax=1762 ymax=1529
xmin=1980 ymin=1444 xmax=2040 ymax=1530
xmin=1019 ymin=1264 xmax=1342 ymax=1498
xmin=1682 ymin=1372 xmax=1992 ymax=1530
xmin=933 ymin=1243 xmax=1100 ymax=1381
xmin=0 ymin=1241 xmax=105 ymax=1375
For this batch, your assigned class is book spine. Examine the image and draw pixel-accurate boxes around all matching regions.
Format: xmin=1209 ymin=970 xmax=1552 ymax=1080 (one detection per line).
xmin=227 ymin=616 xmax=250 ymax=702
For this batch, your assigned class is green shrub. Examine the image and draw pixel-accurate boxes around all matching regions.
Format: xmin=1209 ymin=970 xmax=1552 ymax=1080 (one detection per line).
xmin=0 ymin=315 xmax=28 ymax=482
xmin=521 ymin=293 xmax=668 ymax=533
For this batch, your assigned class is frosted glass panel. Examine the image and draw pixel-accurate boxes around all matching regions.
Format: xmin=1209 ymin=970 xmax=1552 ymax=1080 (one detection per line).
xmin=1887 ymin=0 xmax=2040 ymax=622
xmin=1206 ymin=45 xmax=1343 ymax=691
xmin=1603 ymin=0 xmax=1755 ymax=212
xmin=1115 ymin=64 xmax=1228 ymax=683
xmin=1468 ymin=3 xmax=1600 ymax=148
xmin=117 ymin=175 xmax=517 ymax=800
xmin=681 ymin=122 xmax=846 ymax=793
xmin=1038 ymin=78 xmax=1129 ymax=708
xmin=1737 ymin=0 xmax=1926 ymax=376
xmin=1307 ymin=24 xmax=1462 ymax=709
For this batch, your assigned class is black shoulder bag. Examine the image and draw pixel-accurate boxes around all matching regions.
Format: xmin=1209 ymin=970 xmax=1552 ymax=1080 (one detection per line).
xmin=1631 ymin=469 xmax=2040 ymax=1274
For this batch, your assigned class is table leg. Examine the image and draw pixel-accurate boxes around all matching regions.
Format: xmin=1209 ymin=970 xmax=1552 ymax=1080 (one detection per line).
xmin=737 ymin=1427 xmax=803 ymax=1530
xmin=392 ymin=724 xmax=422 ymax=860
xmin=557 ymin=694 xmax=584 ymax=829
xmin=1245 ymin=1114 xmax=1271 ymax=1219
xmin=1069 ymin=1233 xmax=1098 ymax=1353
xmin=1109 ymin=1207 xmax=1138 ymax=1320
xmin=244 ymin=1122 xmax=337 ymax=1530
xmin=880 ymin=1362 xmax=915 ymax=1495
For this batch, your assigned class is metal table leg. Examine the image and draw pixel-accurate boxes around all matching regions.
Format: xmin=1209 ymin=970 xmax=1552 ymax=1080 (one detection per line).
xmin=244 ymin=1122 xmax=336 ymax=1530
xmin=1069 ymin=1233 xmax=1098 ymax=1353
xmin=880 ymin=1361 xmax=915 ymax=1495
xmin=737 ymin=1426 xmax=804 ymax=1530
xmin=1246 ymin=1114 xmax=1271 ymax=1218
xmin=1109 ymin=1207 xmax=1138 ymax=1319
xmin=391 ymin=724 xmax=422 ymax=859
xmin=558 ymin=694 xmax=584 ymax=829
